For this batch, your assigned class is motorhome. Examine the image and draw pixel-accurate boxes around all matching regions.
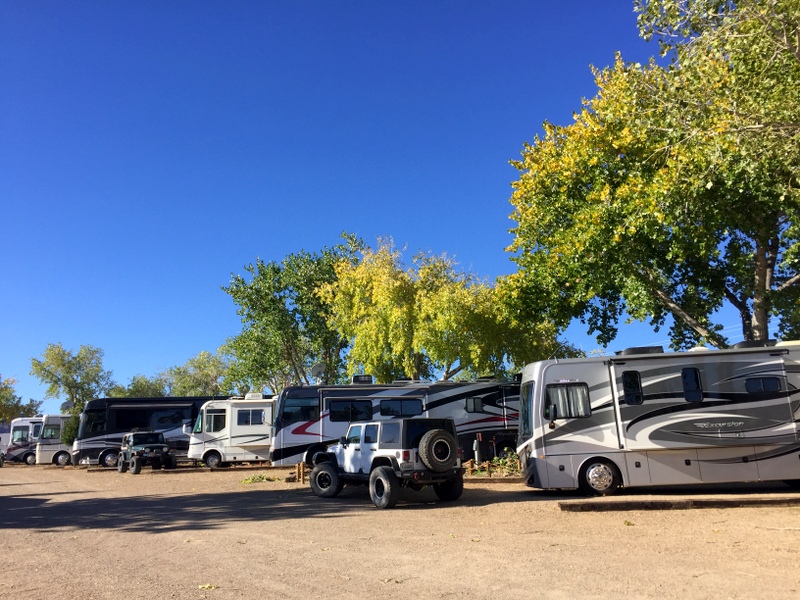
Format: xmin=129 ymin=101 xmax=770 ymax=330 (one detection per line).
xmin=186 ymin=393 xmax=275 ymax=468
xmin=6 ymin=416 xmax=43 ymax=464
xmin=35 ymin=414 xmax=73 ymax=466
xmin=271 ymin=378 xmax=520 ymax=466
xmin=516 ymin=341 xmax=800 ymax=496
xmin=72 ymin=396 xmax=223 ymax=467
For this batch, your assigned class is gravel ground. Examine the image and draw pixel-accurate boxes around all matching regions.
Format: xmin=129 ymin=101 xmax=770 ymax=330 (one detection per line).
xmin=2 ymin=463 xmax=799 ymax=600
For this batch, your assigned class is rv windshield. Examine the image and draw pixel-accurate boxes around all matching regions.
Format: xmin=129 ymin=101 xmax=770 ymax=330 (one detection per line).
xmin=77 ymin=409 xmax=105 ymax=440
xmin=192 ymin=413 xmax=203 ymax=434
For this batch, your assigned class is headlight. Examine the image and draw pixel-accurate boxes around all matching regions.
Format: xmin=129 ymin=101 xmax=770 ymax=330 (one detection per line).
xmin=162 ymin=447 xmax=169 ymax=453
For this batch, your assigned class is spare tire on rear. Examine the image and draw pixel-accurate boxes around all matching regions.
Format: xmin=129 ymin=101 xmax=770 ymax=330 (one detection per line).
xmin=418 ymin=428 xmax=458 ymax=472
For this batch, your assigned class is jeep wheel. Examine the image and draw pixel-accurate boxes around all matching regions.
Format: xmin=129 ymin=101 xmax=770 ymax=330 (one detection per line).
xmin=369 ymin=466 xmax=400 ymax=509
xmin=130 ymin=457 xmax=142 ymax=475
xmin=165 ymin=455 xmax=178 ymax=469
xmin=418 ymin=429 xmax=458 ymax=473
xmin=151 ymin=458 xmax=162 ymax=470
xmin=433 ymin=471 xmax=464 ymax=502
xmin=309 ymin=462 xmax=344 ymax=498
xmin=117 ymin=459 xmax=128 ymax=473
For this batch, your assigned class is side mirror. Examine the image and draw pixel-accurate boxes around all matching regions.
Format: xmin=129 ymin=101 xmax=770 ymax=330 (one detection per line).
xmin=181 ymin=423 xmax=190 ymax=435
xmin=546 ymin=404 xmax=558 ymax=429
xmin=339 ymin=436 xmax=347 ymax=446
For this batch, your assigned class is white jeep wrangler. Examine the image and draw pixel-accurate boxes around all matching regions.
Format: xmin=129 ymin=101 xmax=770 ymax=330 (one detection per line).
xmin=309 ymin=417 xmax=464 ymax=509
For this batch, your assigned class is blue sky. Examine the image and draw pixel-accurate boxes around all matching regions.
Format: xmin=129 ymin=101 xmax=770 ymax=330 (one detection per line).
xmin=1 ymin=2 xmax=731 ymax=414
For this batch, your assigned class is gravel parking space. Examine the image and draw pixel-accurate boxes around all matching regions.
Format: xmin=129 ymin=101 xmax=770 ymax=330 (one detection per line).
xmin=2 ymin=464 xmax=798 ymax=600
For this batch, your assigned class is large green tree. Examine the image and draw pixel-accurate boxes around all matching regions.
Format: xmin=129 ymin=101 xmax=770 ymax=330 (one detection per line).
xmin=107 ymin=374 xmax=168 ymax=398
xmin=223 ymin=234 xmax=361 ymax=392
xmin=0 ymin=375 xmax=43 ymax=424
xmin=163 ymin=350 xmax=232 ymax=397
xmin=507 ymin=0 xmax=799 ymax=349
xmin=321 ymin=239 xmax=570 ymax=382
xmin=30 ymin=343 xmax=115 ymax=413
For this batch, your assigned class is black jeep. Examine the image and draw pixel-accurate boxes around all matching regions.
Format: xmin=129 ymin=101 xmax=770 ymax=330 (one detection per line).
xmin=117 ymin=431 xmax=177 ymax=474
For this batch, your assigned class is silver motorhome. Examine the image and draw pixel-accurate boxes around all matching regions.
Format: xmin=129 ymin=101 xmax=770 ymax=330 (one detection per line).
xmin=517 ymin=341 xmax=800 ymax=495
xmin=6 ymin=417 xmax=43 ymax=464
xmin=186 ymin=393 xmax=275 ymax=468
xmin=35 ymin=414 xmax=72 ymax=466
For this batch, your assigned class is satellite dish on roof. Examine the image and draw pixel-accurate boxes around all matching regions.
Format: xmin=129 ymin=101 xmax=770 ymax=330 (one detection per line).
xmin=310 ymin=363 xmax=326 ymax=382
xmin=60 ymin=401 xmax=74 ymax=412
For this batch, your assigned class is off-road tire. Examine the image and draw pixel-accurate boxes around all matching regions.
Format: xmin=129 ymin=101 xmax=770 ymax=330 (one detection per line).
xmin=433 ymin=471 xmax=464 ymax=502
xmin=118 ymin=459 xmax=128 ymax=473
xmin=310 ymin=462 xmax=344 ymax=498
xmin=418 ymin=429 xmax=458 ymax=473
xmin=130 ymin=456 xmax=142 ymax=475
xmin=369 ymin=466 xmax=400 ymax=509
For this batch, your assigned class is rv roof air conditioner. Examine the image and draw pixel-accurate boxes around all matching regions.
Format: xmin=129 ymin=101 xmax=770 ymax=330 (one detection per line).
xmin=616 ymin=346 xmax=664 ymax=356
xmin=731 ymin=340 xmax=777 ymax=349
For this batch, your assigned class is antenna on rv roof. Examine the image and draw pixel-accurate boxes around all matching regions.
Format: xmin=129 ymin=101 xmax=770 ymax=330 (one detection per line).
xmin=310 ymin=362 xmax=326 ymax=383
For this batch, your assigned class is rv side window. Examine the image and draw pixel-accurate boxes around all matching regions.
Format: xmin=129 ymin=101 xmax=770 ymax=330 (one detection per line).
xmin=329 ymin=400 xmax=373 ymax=422
xmin=379 ymin=399 xmax=423 ymax=417
xmin=41 ymin=425 xmax=61 ymax=439
xmin=465 ymin=397 xmax=484 ymax=413
xmin=11 ymin=426 xmax=29 ymax=443
xmin=280 ymin=397 xmax=320 ymax=424
xmin=621 ymin=371 xmax=643 ymax=405
xmin=32 ymin=423 xmax=42 ymax=438
xmin=745 ymin=377 xmax=782 ymax=394
xmin=681 ymin=368 xmax=703 ymax=402
xmin=364 ymin=424 xmax=378 ymax=444
xmin=545 ymin=383 xmax=591 ymax=419
xmin=237 ymin=409 xmax=264 ymax=426
xmin=206 ymin=409 xmax=226 ymax=433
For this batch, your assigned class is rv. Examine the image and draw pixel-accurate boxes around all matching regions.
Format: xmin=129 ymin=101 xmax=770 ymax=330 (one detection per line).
xmin=35 ymin=414 xmax=73 ymax=466
xmin=516 ymin=341 xmax=800 ymax=496
xmin=271 ymin=378 xmax=520 ymax=466
xmin=6 ymin=417 xmax=43 ymax=465
xmin=186 ymin=393 xmax=275 ymax=468
xmin=72 ymin=396 xmax=223 ymax=467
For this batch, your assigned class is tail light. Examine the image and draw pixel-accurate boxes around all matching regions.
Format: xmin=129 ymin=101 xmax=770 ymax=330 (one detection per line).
xmin=401 ymin=450 xmax=410 ymax=462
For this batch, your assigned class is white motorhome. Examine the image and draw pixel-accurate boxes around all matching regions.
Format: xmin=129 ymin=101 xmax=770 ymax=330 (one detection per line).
xmin=517 ymin=341 xmax=800 ymax=496
xmin=186 ymin=393 xmax=275 ymax=468
xmin=6 ymin=417 xmax=44 ymax=465
xmin=35 ymin=414 xmax=72 ymax=466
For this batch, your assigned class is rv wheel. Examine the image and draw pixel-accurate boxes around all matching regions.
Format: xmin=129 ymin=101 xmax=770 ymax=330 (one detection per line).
xmin=53 ymin=451 xmax=71 ymax=467
xmin=24 ymin=453 xmax=36 ymax=466
xmin=204 ymin=452 xmax=222 ymax=469
xmin=579 ymin=459 xmax=621 ymax=497
xmin=99 ymin=450 xmax=119 ymax=469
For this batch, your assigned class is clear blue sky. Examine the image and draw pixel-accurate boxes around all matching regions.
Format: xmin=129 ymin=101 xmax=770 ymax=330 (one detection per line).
xmin=1 ymin=2 xmax=733 ymax=414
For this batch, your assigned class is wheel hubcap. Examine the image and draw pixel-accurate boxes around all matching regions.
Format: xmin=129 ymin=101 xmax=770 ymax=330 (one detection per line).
xmin=586 ymin=464 xmax=613 ymax=491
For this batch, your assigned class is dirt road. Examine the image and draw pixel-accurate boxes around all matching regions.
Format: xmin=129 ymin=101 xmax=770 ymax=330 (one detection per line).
xmin=2 ymin=464 xmax=798 ymax=600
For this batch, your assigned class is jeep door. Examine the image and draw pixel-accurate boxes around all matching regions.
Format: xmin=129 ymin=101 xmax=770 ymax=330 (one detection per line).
xmin=341 ymin=425 xmax=363 ymax=474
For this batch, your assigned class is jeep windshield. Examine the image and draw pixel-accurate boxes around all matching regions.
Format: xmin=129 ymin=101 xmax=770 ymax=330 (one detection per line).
xmin=130 ymin=434 xmax=164 ymax=445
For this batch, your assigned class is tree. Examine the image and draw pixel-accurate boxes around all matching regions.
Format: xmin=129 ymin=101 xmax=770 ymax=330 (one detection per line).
xmin=507 ymin=0 xmax=799 ymax=349
xmin=0 ymin=375 xmax=42 ymax=424
xmin=163 ymin=351 xmax=232 ymax=397
xmin=107 ymin=374 xmax=168 ymax=398
xmin=223 ymin=234 xmax=361 ymax=392
xmin=30 ymin=343 xmax=115 ymax=413
xmin=321 ymin=239 xmax=570 ymax=382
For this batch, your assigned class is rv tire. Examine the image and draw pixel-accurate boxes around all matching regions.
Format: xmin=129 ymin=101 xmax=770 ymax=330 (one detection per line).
xmin=418 ymin=429 xmax=458 ymax=473
xmin=204 ymin=452 xmax=222 ymax=469
xmin=433 ymin=472 xmax=464 ymax=502
xmin=53 ymin=451 xmax=71 ymax=467
xmin=130 ymin=457 xmax=142 ymax=475
xmin=369 ymin=466 xmax=400 ymax=509
xmin=99 ymin=450 xmax=119 ymax=469
xmin=310 ymin=462 xmax=344 ymax=498
xmin=579 ymin=459 xmax=621 ymax=497
xmin=24 ymin=453 xmax=36 ymax=466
